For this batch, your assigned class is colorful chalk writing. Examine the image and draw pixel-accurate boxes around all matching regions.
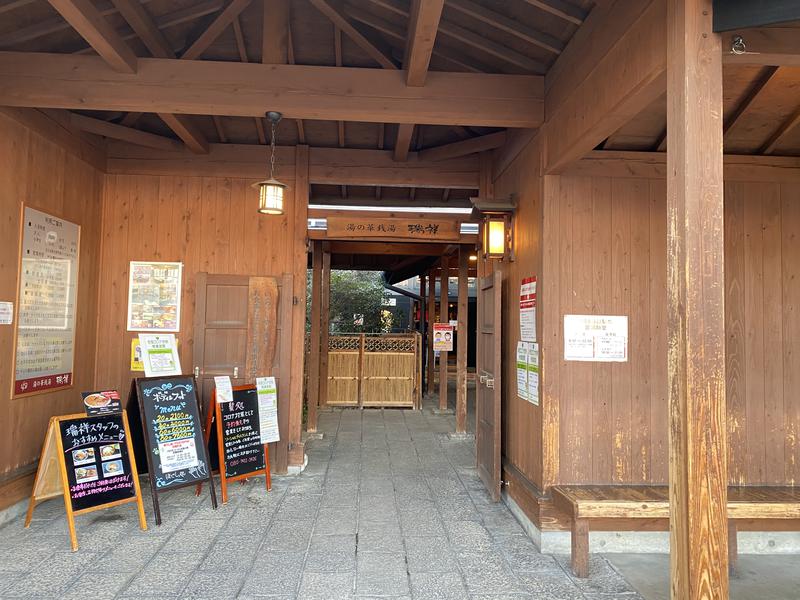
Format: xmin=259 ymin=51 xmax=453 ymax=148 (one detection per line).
xmin=220 ymin=390 xmax=265 ymax=478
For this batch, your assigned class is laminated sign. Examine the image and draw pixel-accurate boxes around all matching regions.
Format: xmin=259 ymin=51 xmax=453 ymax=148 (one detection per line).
xmin=563 ymin=315 xmax=628 ymax=362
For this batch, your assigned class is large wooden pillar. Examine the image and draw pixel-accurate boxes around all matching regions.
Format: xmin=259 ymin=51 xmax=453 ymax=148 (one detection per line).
xmin=319 ymin=248 xmax=331 ymax=408
xmin=456 ymin=246 xmax=469 ymax=432
xmin=426 ymin=269 xmax=436 ymax=395
xmin=439 ymin=255 xmax=450 ymax=411
xmin=667 ymin=0 xmax=728 ymax=597
xmin=307 ymin=240 xmax=323 ymax=432
xmin=419 ymin=274 xmax=427 ymax=394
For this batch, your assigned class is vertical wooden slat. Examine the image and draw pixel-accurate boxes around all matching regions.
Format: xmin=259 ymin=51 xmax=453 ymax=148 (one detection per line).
xmin=781 ymin=183 xmax=800 ymax=485
xmin=456 ymin=246 xmax=468 ymax=433
xmin=666 ymin=0 xmax=729 ymax=596
xmin=439 ymin=255 xmax=450 ymax=411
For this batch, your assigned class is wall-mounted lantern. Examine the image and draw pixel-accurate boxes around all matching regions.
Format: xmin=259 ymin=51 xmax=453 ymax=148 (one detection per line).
xmin=471 ymin=196 xmax=516 ymax=261
xmin=254 ymin=111 xmax=286 ymax=215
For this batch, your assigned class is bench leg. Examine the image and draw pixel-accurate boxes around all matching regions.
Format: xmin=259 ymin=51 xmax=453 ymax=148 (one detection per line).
xmin=728 ymin=521 xmax=738 ymax=576
xmin=571 ymin=518 xmax=589 ymax=578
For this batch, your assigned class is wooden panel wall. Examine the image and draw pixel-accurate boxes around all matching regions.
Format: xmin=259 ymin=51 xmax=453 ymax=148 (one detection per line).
xmin=0 ymin=110 xmax=103 ymax=481
xmin=725 ymin=181 xmax=800 ymax=486
xmin=95 ymin=171 xmax=308 ymax=463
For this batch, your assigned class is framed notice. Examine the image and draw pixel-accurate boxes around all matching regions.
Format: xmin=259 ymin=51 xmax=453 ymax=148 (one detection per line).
xmin=127 ymin=261 xmax=182 ymax=332
xmin=13 ymin=206 xmax=80 ymax=397
xmin=564 ymin=315 xmax=628 ymax=362
xmin=520 ymin=276 xmax=537 ymax=342
xmin=433 ymin=323 xmax=454 ymax=352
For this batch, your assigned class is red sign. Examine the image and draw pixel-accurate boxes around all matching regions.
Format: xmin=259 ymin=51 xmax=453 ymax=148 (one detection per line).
xmin=15 ymin=372 xmax=72 ymax=395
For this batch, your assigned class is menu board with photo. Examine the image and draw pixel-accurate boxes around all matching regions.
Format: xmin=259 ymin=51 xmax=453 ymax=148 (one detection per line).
xmin=13 ymin=206 xmax=80 ymax=396
xmin=127 ymin=262 xmax=182 ymax=332
xmin=59 ymin=414 xmax=137 ymax=512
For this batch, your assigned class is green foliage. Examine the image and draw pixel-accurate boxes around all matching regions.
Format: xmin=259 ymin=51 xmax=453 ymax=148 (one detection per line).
xmin=306 ymin=270 xmax=390 ymax=334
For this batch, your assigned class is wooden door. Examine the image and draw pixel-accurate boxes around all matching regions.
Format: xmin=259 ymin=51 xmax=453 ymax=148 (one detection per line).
xmin=194 ymin=273 xmax=292 ymax=472
xmin=476 ymin=268 xmax=502 ymax=501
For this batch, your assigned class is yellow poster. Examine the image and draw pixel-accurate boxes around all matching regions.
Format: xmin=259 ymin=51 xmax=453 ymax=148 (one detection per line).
xmin=131 ymin=338 xmax=144 ymax=371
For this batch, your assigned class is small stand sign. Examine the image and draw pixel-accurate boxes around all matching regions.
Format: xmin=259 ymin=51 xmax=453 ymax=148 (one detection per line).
xmin=82 ymin=390 xmax=123 ymax=416
xmin=24 ymin=412 xmax=147 ymax=551
xmin=198 ymin=384 xmax=272 ymax=504
xmin=127 ymin=375 xmax=217 ymax=525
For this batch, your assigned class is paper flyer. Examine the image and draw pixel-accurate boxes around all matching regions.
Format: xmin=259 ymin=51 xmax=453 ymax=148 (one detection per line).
xmin=520 ymin=276 xmax=537 ymax=342
xmin=214 ymin=376 xmax=234 ymax=403
xmin=256 ymin=376 xmax=280 ymax=444
xmin=139 ymin=333 xmax=182 ymax=376
xmin=516 ymin=342 xmax=529 ymax=402
xmin=564 ymin=315 xmax=628 ymax=362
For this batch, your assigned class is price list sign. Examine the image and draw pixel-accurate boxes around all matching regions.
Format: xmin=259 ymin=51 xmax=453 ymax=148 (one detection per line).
xmin=13 ymin=206 xmax=80 ymax=396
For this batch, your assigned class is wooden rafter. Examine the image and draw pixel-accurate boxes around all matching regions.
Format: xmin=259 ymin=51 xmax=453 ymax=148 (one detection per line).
xmin=181 ymin=0 xmax=253 ymax=60
xmin=111 ymin=0 xmax=174 ymax=58
xmin=393 ymin=124 xmax=415 ymax=161
xmin=0 ymin=0 xmax=36 ymax=14
xmin=760 ymin=104 xmax=800 ymax=154
xmin=0 ymin=53 xmax=544 ymax=127
xmin=212 ymin=115 xmax=227 ymax=142
xmin=722 ymin=27 xmax=800 ymax=67
xmin=522 ymin=0 xmax=585 ymax=26
xmin=47 ymin=0 xmax=138 ymax=73
xmin=419 ymin=131 xmax=508 ymax=162
xmin=724 ymin=65 xmax=779 ymax=134
xmin=120 ymin=112 xmax=143 ymax=127
xmin=71 ymin=112 xmax=181 ymax=150
xmin=262 ymin=0 xmax=288 ymax=64
xmin=286 ymin=19 xmax=306 ymax=144
xmin=158 ymin=113 xmax=209 ymax=154
xmin=309 ymin=0 xmax=397 ymax=69
xmin=404 ymin=0 xmax=446 ymax=86
xmin=447 ymin=0 xmax=563 ymax=55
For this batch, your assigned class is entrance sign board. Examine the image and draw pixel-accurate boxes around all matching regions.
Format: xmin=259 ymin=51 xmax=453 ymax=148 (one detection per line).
xmin=326 ymin=216 xmax=461 ymax=241
xmin=129 ymin=375 xmax=217 ymax=524
xmin=25 ymin=412 xmax=147 ymax=550
xmin=564 ymin=315 xmax=628 ymax=362
xmin=139 ymin=333 xmax=182 ymax=377
xmin=13 ymin=206 xmax=80 ymax=396
xmin=127 ymin=261 xmax=182 ymax=332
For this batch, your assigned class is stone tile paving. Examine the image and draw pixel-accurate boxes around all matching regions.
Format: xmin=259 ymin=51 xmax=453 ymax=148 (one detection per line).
xmin=0 ymin=405 xmax=643 ymax=599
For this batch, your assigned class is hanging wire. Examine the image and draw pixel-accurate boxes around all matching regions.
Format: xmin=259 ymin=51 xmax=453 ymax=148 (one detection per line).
xmin=269 ymin=117 xmax=277 ymax=180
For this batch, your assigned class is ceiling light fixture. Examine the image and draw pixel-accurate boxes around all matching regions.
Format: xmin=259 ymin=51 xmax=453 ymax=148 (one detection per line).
xmin=254 ymin=111 xmax=286 ymax=215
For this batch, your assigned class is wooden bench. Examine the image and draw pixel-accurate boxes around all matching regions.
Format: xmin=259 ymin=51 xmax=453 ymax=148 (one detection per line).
xmin=552 ymin=485 xmax=800 ymax=578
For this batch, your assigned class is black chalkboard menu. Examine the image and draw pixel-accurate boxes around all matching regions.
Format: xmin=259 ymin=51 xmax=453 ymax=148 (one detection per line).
xmin=220 ymin=388 xmax=266 ymax=478
xmin=128 ymin=375 xmax=217 ymax=524
xmin=59 ymin=413 xmax=136 ymax=512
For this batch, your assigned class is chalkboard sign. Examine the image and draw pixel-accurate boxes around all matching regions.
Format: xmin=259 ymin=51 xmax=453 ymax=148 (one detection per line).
xmin=129 ymin=375 xmax=217 ymax=524
xmin=25 ymin=412 xmax=147 ymax=551
xmin=59 ymin=414 xmax=136 ymax=512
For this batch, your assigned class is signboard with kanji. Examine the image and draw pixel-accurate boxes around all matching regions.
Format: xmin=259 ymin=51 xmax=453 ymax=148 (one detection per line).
xmin=326 ymin=216 xmax=461 ymax=241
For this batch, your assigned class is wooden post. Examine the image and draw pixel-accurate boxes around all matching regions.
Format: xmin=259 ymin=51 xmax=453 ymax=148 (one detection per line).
xmin=667 ymin=0 xmax=728 ymax=598
xmin=307 ymin=240 xmax=322 ymax=432
xmin=426 ymin=269 xmax=436 ymax=396
xmin=357 ymin=333 xmax=365 ymax=409
xmin=419 ymin=274 xmax=427 ymax=395
xmin=456 ymin=246 xmax=469 ymax=432
xmin=439 ymin=255 xmax=450 ymax=411
xmin=319 ymin=249 xmax=331 ymax=407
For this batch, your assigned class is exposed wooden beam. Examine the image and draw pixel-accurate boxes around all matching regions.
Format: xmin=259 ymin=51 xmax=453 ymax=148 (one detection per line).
xmin=212 ymin=115 xmax=227 ymax=142
xmin=309 ymin=0 xmax=397 ymax=69
xmin=0 ymin=53 xmax=543 ymax=127
xmin=394 ymin=124 xmax=415 ymax=162
xmin=262 ymin=0 xmax=288 ymax=64
xmin=285 ymin=17 xmax=306 ymax=144
xmin=71 ymin=112 xmax=181 ymax=150
xmin=522 ymin=0 xmax=585 ymax=25
xmin=404 ymin=0 xmax=445 ymax=86
xmin=47 ymin=0 xmax=138 ymax=73
xmin=760 ymin=104 xmax=800 ymax=154
xmin=0 ymin=0 xmax=36 ymax=15
xmin=324 ymin=241 xmax=449 ymax=256
xmin=419 ymin=131 xmax=508 ymax=162
xmin=120 ymin=112 xmax=143 ymax=127
xmin=157 ymin=113 xmax=209 ymax=154
xmin=112 ymin=0 xmax=174 ymax=58
xmin=106 ymin=142 xmax=481 ymax=188
xmin=181 ymin=0 xmax=253 ymax=60
xmin=721 ymin=27 xmax=800 ymax=66
xmin=666 ymin=0 xmax=728 ymax=596
xmin=543 ymin=0 xmax=666 ymax=173
xmin=724 ymin=66 xmax=778 ymax=134
xmin=233 ymin=16 xmax=247 ymax=60
xmin=447 ymin=0 xmax=563 ymax=55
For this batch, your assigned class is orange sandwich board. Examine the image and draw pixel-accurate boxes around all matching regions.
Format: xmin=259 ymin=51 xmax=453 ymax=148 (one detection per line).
xmin=197 ymin=385 xmax=271 ymax=503
xmin=24 ymin=411 xmax=147 ymax=551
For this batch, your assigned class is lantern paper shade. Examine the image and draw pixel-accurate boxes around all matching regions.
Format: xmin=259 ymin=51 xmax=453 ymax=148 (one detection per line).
xmin=486 ymin=217 xmax=506 ymax=258
xmin=255 ymin=179 xmax=286 ymax=215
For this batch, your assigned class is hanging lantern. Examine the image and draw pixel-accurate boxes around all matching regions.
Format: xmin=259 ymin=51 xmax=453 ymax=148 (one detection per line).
xmin=254 ymin=111 xmax=286 ymax=215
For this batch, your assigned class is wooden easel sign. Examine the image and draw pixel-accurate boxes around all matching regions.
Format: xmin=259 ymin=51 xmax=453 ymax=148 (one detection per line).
xmin=25 ymin=412 xmax=147 ymax=551
xmin=199 ymin=385 xmax=272 ymax=504
xmin=129 ymin=375 xmax=217 ymax=525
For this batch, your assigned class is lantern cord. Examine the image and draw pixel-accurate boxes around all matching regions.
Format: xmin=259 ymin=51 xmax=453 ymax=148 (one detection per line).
xmin=269 ymin=118 xmax=277 ymax=180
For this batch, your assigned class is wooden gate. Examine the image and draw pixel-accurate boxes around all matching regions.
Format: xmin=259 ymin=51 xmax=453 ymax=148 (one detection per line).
xmin=326 ymin=333 xmax=422 ymax=409
xmin=477 ymin=269 xmax=502 ymax=501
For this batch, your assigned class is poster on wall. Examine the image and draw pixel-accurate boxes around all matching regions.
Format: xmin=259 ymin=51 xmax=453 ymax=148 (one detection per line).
xmin=564 ymin=315 xmax=628 ymax=362
xmin=127 ymin=262 xmax=182 ymax=332
xmin=516 ymin=342 xmax=529 ymax=402
xmin=13 ymin=206 xmax=80 ymax=396
xmin=433 ymin=323 xmax=454 ymax=352
xmin=139 ymin=334 xmax=182 ymax=377
xmin=519 ymin=276 xmax=537 ymax=342
xmin=515 ymin=342 xmax=540 ymax=406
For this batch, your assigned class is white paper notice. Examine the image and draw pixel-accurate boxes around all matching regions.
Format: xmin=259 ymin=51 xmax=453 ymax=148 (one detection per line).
xmin=214 ymin=376 xmax=233 ymax=403
xmin=527 ymin=343 xmax=539 ymax=406
xmin=0 ymin=301 xmax=12 ymax=325
xmin=256 ymin=376 xmax=280 ymax=444
xmin=520 ymin=277 xmax=537 ymax=342
xmin=564 ymin=315 xmax=628 ymax=362
xmin=516 ymin=342 xmax=528 ymax=402
xmin=139 ymin=333 xmax=182 ymax=376
xmin=158 ymin=438 xmax=199 ymax=473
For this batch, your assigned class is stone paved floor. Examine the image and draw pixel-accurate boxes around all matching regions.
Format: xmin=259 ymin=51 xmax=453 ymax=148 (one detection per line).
xmin=0 ymin=404 xmax=643 ymax=599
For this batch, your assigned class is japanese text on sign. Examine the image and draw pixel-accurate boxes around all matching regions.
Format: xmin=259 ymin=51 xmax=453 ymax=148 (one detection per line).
xmin=563 ymin=315 xmax=628 ymax=362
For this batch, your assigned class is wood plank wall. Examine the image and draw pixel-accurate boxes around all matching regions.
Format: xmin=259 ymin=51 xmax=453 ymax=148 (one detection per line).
xmin=95 ymin=172 xmax=308 ymax=463
xmin=0 ymin=110 xmax=103 ymax=482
